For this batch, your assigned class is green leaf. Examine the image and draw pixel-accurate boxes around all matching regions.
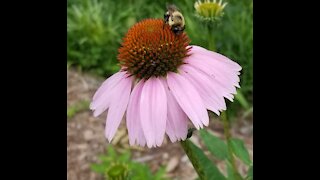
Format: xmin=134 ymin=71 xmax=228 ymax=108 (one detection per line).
xmin=91 ymin=145 xmax=166 ymax=179
xmin=98 ymin=155 xmax=111 ymax=163
xmin=242 ymin=107 xmax=253 ymax=119
xmin=235 ymin=91 xmax=250 ymax=110
xmin=226 ymin=161 xmax=235 ymax=180
xmin=230 ymin=139 xmax=252 ymax=165
xmin=67 ymin=100 xmax=89 ymax=118
xmin=90 ymin=163 xmax=106 ymax=173
xmin=130 ymin=163 xmax=153 ymax=180
xmin=67 ymin=108 xmax=76 ymax=118
xmin=200 ymin=129 xmax=228 ymax=160
xmin=153 ymin=166 xmax=167 ymax=180
xmin=180 ymin=140 xmax=226 ymax=180
xmin=106 ymin=145 xmax=117 ymax=157
xmin=226 ymin=161 xmax=243 ymax=180
xmin=119 ymin=151 xmax=130 ymax=162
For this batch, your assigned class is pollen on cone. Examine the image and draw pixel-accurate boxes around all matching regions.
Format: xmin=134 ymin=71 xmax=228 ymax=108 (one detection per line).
xmin=117 ymin=19 xmax=191 ymax=79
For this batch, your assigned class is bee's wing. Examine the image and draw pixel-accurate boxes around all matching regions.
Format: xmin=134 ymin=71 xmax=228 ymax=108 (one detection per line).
xmin=166 ymin=3 xmax=179 ymax=11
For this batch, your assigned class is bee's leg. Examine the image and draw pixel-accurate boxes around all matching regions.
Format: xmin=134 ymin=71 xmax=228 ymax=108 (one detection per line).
xmin=163 ymin=14 xmax=169 ymax=29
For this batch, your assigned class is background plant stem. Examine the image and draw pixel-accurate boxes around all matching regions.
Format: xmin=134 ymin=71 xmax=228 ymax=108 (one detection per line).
xmin=207 ymin=24 xmax=216 ymax=51
xmin=222 ymin=111 xmax=242 ymax=180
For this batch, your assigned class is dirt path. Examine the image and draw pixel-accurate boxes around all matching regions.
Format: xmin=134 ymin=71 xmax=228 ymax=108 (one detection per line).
xmin=67 ymin=69 xmax=253 ymax=180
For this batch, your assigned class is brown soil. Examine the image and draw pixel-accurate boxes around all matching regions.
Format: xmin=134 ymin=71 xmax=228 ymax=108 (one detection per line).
xmin=67 ymin=68 xmax=253 ymax=180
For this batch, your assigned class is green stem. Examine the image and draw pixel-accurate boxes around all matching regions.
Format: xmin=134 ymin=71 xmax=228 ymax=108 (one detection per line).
xmin=222 ymin=111 xmax=241 ymax=180
xmin=235 ymin=90 xmax=250 ymax=110
xmin=207 ymin=25 xmax=216 ymax=51
xmin=181 ymin=129 xmax=227 ymax=180
xmin=180 ymin=140 xmax=206 ymax=180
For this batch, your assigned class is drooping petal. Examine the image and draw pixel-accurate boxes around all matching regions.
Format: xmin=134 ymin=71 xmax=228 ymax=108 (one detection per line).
xmin=190 ymin=45 xmax=242 ymax=71
xmin=126 ymin=80 xmax=146 ymax=146
xmin=137 ymin=128 xmax=146 ymax=147
xmin=184 ymin=48 xmax=240 ymax=102
xmin=179 ymin=65 xmax=226 ymax=115
xmin=92 ymin=80 xmax=124 ymax=117
xmin=191 ymin=47 xmax=239 ymax=75
xmin=194 ymin=54 xmax=241 ymax=87
xmin=105 ymin=76 xmax=133 ymax=142
xmin=188 ymin=45 xmax=241 ymax=88
xmin=184 ymin=59 xmax=236 ymax=101
xmin=165 ymin=113 xmax=177 ymax=142
xmin=185 ymin=56 xmax=238 ymax=92
xmin=167 ymin=72 xmax=209 ymax=129
xmin=140 ymin=78 xmax=167 ymax=148
xmin=90 ymin=71 xmax=127 ymax=117
xmin=92 ymin=71 xmax=127 ymax=103
xmin=161 ymin=79 xmax=188 ymax=142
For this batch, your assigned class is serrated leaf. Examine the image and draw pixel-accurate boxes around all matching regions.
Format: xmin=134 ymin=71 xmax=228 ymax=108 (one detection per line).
xmin=200 ymin=129 xmax=228 ymax=160
xmin=230 ymin=139 xmax=251 ymax=165
xmin=180 ymin=140 xmax=226 ymax=180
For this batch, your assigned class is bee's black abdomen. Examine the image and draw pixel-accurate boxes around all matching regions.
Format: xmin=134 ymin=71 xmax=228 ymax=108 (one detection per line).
xmin=173 ymin=27 xmax=179 ymax=34
xmin=172 ymin=26 xmax=183 ymax=35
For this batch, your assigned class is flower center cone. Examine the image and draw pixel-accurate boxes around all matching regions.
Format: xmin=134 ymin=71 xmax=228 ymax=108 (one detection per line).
xmin=118 ymin=19 xmax=191 ymax=79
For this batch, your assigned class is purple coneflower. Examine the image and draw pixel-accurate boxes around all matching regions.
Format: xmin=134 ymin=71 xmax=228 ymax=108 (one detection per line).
xmin=90 ymin=19 xmax=241 ymax=148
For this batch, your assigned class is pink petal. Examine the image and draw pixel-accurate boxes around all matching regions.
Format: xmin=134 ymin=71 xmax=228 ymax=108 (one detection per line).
xmin=190 ymin=45 xmax=242 ymax=71
xmin=140 ymin=78 xmax=167 ymax=148
xmin=165 ymin=113 xmax=177 ymax=142
xmin=185 ymin=56 xmax=239 ymax=92
xmin=92 ymin=88 xmax=117 ymax=117
xmin=188 ymin=45 xmax=241 ymax=88
xmin=191 ymin=50 xmax=239 ymax=75
xmin=224 ymin=94 xmax=235 ymax=102
xmin=92 ymin=71 xmax=126 ymax=102
xmin=180 ymin=65 xmax=227 ymax=108
xmin=90 ymin=72 xmax=127 ymax=116
xmin=184 ymin=54 xmax=238 ymax=99
xmin=161 ymin=80 xmax=188 ymax=142
xmin=167 ymin=72 xmax=209 ymax=129
xmin=105 ymin=76 xmax=133 ymax=142
xmin=137 ymin=129 xmax=146 ymax=147
xmin=179 ymin=65 xmax=227 ymax=115
xmin=92 ymin=82 xmax=123 ymax=117
xmin=126 ymin=80 xmax=146 ymax=147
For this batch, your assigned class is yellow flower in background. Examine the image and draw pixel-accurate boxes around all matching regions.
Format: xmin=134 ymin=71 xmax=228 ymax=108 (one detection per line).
xmin=194 ymin=0 xmax=227 ymax=22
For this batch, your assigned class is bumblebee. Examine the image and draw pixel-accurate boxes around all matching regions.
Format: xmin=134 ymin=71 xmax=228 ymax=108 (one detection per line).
xmin=163 ymin=4 xmax=185 ymax=35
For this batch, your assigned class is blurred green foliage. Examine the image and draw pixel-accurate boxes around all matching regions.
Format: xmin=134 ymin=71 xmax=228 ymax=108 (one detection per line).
xmin=67 ymin=0 xmax=252 ymax=104
xmin=91 ymin=146 xmax=167 ymax=180
xmin=198 ymin=129 xmax=252 ymax=180
xmin=67 ymin=100 xmax=89 ymax=118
